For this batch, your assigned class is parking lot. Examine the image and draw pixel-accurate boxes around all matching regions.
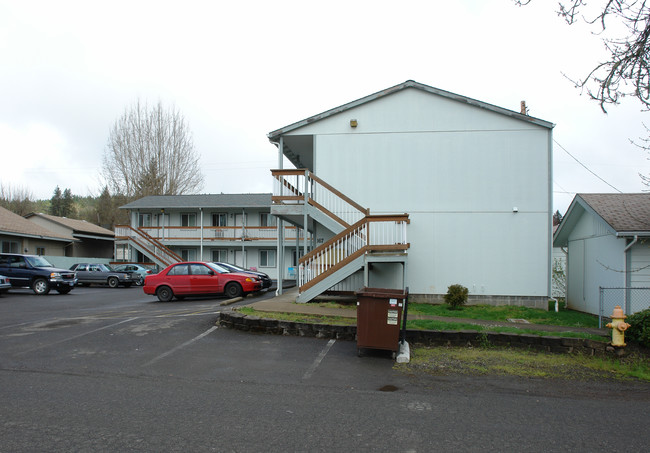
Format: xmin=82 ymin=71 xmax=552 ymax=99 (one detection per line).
xmin=1 ymin=286 xmax=649 ymax=451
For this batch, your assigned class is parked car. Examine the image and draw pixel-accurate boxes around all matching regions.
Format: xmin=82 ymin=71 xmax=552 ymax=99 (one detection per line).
xmin=143 ymin=261 xmax=262 ymax=302
xmin=112 ymin=264 xmax=154 ymax=286
xmin=0 ymin=253 xmax=77 ymax=295
xmin=69 ymin=263 xmax=135 ymax=288
xmin=0 ymin=274 xmax=11 ymax=294
xmin=212 ymin=262 xmax=272 ymax=289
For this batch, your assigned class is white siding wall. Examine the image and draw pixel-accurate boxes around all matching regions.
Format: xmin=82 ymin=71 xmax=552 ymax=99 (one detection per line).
xmin=289 ymin=89 xmax=552 ymax=298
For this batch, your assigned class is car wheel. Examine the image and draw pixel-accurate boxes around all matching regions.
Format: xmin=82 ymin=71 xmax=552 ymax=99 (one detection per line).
xmin=33 ymin=278 xmax=50 ymax=295
xmin=107 ymin=277 xmax=119 ymax=288
xmin=57 ymin=288 xmax=72 ymax=295
xmin=224 ymin=282 xmax=243 ymax=298
xmin=136 ymin=276 xmax=145 ymax=286
xmin=156 ymin=286 xmax=173 ymax=302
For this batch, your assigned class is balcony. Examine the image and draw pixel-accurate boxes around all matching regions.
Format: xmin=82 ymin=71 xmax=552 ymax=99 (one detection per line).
xmin=131 ymin=225 xmax=304 ymax=242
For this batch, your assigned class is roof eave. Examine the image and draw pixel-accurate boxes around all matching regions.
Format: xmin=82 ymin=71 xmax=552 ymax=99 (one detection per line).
xmin=267 ymin=80 xmax=555 ymax=141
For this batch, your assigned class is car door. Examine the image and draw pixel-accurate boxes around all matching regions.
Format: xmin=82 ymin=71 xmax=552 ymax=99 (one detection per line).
xmin=165 ymin=264 xmax=191 ymax=294
xmin=74 ymin=264 xmax=91 ymax=284
xmin=189 ymin=263 xmax=221 ymax=295
xmin=1 ymin=255 xmax=31 ymax=287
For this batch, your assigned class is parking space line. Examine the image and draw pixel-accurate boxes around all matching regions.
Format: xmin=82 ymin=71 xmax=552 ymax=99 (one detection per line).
xmin=17 ymin=317 xmax=139 ymax=355
xmin=142 ymin=326 xmax=218 ymax=367
xmin=302 ymin=339 xmax=336 ymax=380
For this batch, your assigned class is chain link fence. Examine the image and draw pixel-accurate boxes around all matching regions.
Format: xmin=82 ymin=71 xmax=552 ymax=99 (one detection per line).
xmin=599 ymin=287 xmax=650 ymax=328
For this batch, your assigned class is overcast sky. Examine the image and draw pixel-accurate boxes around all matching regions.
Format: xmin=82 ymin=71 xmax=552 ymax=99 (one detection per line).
xmin=1 ymin=0 xmax=648 ymax=215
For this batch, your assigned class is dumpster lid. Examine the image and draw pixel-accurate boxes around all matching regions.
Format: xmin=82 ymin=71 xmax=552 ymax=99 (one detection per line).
xmin=355 ymin=287 xmax=407 ymax=299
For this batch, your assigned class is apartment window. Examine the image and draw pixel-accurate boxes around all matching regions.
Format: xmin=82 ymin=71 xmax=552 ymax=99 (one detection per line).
xmin=211 ymin=249 xmax=228 ymax=262
xmin=260 ymin=213 xmax=276 ymax=227
xmin=36 ymin=247 xmax=45 ymax=255
xmin=139 ymin=213 xmax=152 ymax=227
xmin=1 ymin=240 xmax=19 ymax=253
xmin=180 ymin=249 xmax=197 ymax=261
xmin=212 ymin=213 xmax=227 ymax=227
xmin=259 ymin=249 xmax=276 ymax=267
xmin=181 ymin=213 xmax=197 ymax=227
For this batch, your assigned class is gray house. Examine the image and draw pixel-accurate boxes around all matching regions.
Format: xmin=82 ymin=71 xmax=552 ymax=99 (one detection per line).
xmin=553 ymin=193 xmax=650 ymax=315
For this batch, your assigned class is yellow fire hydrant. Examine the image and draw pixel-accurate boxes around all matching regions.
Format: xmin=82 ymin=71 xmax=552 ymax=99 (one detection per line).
xmin=606 ymin=305 xmax=631 ymax=347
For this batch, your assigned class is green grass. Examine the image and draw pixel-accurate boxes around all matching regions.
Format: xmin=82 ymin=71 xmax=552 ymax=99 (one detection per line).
xmin=236 ymin=307 xmax=607 ymax=341
xmin=398 ymin=345 xmax=650 ymax=381
xmin=237 ymin=306 xmax=357 ymax=326
xmin=407 ymin=302 xmax=599 ymax=328
xmin=407 ymin=319 xmax=608 ymax=342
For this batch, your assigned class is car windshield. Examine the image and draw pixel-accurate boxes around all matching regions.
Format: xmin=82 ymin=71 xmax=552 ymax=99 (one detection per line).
xmin=25 ymin=256 xmax=54 ymax=268
xmin=207 ymin=263 xmax=230 ymax=274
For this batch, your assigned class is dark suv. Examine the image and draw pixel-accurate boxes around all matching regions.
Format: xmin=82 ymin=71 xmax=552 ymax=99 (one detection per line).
xmin=0 ymin=253 xmax=78 ymax=295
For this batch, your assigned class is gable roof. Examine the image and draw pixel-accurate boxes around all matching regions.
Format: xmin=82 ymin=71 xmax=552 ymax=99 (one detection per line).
xmin=120 ymin=193 xmax=272 ymax=210
xmin=267 ymin=80 xmax=554 ymax=141
xmin=24 ymin=213 xmax=115 ymax=238
xmin=0 ymin=206 xmax=73 ymax=242
xmin=554 ymin=193 xmax=650 ymax=246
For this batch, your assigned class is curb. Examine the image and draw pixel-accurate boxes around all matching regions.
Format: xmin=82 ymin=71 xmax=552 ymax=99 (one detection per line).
xmin=217 ymin=311 xmax=613 ymax=356
xmin=219 ymin=296 xmax=243 ymax=306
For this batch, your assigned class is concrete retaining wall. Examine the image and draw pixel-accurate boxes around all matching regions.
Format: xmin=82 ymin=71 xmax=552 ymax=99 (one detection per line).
xmin=217 ymin=311 xmax=610 ymax=356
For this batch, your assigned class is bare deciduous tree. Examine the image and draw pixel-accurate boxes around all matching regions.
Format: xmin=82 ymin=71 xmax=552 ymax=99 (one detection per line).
xmin=516 ymin=1 xmax=650 ymax=113
xmin=102 ymin=100 xmax=204 ymax=198
xmin=0 ymin=183 xmax=35 ymax=216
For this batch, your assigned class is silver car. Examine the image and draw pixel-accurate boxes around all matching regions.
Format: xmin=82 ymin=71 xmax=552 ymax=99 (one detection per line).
xmin=0 ymin=274 xmax=10 ymax=294
xmin=69 ymin=263 xmax=135 ymax=288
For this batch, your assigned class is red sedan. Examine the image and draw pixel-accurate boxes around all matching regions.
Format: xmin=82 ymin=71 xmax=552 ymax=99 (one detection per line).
xmin=143 ymin=261 xmax=262 ymax=302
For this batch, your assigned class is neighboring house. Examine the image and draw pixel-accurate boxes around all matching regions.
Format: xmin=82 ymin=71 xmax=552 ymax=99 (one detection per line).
xmin=0 ymin=206 xmax=74 ymax=256
xmin=553 ymin=193 xmax=650 ymax=315
xmin=551 ymin=224 xmax=567 ymax=300
xmin=24 ymin=212 xmax=115 ymax=258
xmin=116 ymin=194 xmax=300 ymax=279
xmin=268 ymin=80 xmax=554 ymax=305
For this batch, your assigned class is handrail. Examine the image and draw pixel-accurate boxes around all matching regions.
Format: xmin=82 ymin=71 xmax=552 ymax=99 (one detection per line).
xmin=271 ymin=169 xmax=368 ymax=227
xmin=115 ymin=225 xmax=183 ymax=265
xmin=298 ymin=214 xmax=409 ymax=291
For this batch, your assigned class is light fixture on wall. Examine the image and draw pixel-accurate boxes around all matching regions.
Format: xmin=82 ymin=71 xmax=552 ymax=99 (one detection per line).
xmin=512 ymin=207 xmax=519 ymax=213
xmin=350 ymin=119 xmax=358 ymax=128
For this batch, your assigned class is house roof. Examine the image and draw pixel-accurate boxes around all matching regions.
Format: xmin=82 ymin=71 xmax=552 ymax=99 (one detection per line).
xmin=0 ymin=206 xmax=73 ymax=242
xmin=554 ymin=193 xmax=650 ymax=246
xmin=267 ymin=80 xmax=555 ymax=141
xmin=120 ymin=193 xmax=273 ymax=210
xmin=25 ymin=212 xmax=115 ymax=237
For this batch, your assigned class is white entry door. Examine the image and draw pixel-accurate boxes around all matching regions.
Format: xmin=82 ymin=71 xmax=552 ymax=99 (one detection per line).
xmin=234 ymin=250 xmax=246 ymax=267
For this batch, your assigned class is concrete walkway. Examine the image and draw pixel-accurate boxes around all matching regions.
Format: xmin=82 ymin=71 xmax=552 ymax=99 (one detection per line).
xmin=243 ymin=288 xmax=609 ymax=336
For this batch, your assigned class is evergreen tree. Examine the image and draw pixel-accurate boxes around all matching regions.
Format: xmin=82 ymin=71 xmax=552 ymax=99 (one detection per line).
xmin=50 ymin=186 xmax=63 ymax=216
xmin=62 ymin=188 xmax=75 ymax=217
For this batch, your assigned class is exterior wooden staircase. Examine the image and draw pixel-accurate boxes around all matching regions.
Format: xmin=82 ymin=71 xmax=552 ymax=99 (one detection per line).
xmin=272 ymin=169 xmax=410 ymax=302
xmin=114 ymin=225 xmax=183 ymax=268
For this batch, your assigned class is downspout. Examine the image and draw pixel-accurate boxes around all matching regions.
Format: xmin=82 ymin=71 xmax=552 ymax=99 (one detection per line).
xmin=241 ymin=208 xmax=246 ymax=268
xmin=200 ymin=208 xmax=204 ymax=261
xmin=273 ymin=138 xmax=284 ymax=296
xmin=624 ymin=235 xmax=638 ymax=314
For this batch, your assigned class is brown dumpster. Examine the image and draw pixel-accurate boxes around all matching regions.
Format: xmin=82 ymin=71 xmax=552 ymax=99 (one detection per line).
xmin=355 ymin=287 xmax=407 ymax=358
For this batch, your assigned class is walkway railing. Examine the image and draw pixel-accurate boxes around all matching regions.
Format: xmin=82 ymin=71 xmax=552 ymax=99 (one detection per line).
xmin=298 ymin=214 xmax=409 ymax=291
xmin=133 ymin=225 xmax=304 ymax=241
xmin=272 ymin=169 xmax=369 ymax=227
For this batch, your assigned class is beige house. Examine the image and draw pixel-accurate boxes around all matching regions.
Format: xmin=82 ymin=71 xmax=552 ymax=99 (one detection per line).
xmin=0 ymin=206 xmax=73 ymax=256
xmin=25 ymin=213 xmax=115 ymax=258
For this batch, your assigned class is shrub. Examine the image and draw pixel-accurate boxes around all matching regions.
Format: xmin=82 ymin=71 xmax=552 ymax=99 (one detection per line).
xmin=444 ymin=284 xmax=468 ymax=310
xmin=627 ymin=308 xmax=650 ymax=348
